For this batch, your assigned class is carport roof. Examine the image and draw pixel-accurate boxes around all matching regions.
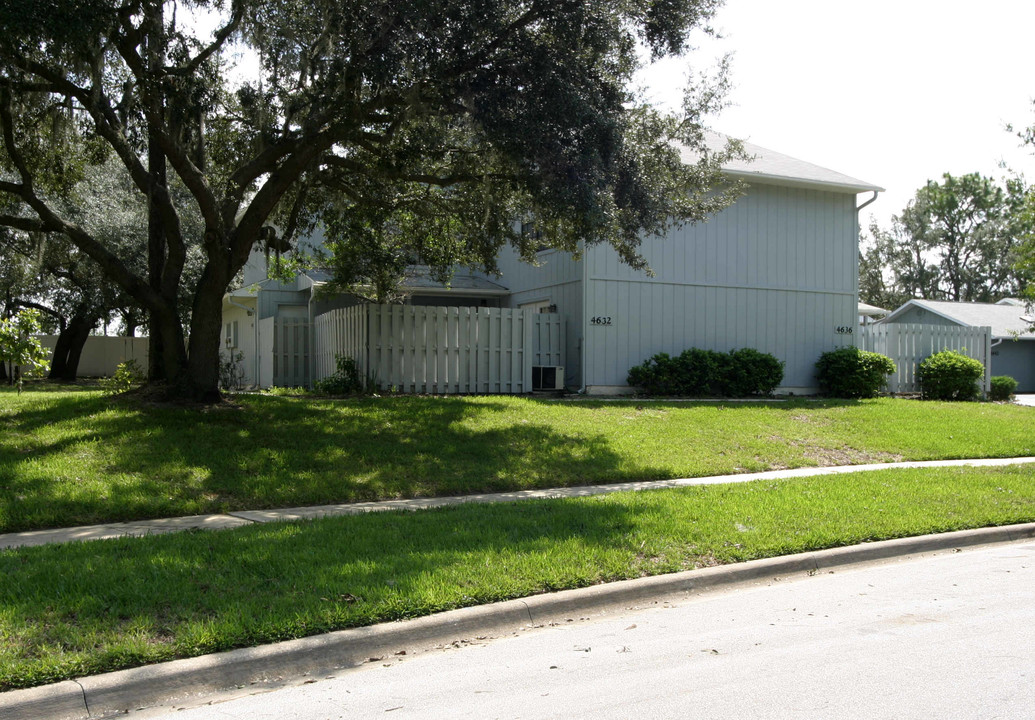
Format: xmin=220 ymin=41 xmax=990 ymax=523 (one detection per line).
xmin=303 ymin=266 xmax=510 ymax=296
xmin=882 ymin=299 xmax=1035 ymax=339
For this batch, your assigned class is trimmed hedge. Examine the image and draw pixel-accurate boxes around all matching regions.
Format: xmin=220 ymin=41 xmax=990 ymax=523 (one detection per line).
xmin=627 ymin=347 xmax=784 ymax=397
xmin=990 ymin=375 xmax=1018 ymax=401
xmin=815 ymin=346 xmax=896 ymax=399
xmin=917 ymin=350 xmax=984 ymax=401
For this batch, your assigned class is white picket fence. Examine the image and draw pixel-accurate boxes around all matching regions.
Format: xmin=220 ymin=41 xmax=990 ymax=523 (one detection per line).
xmin=313 ymin=304 xmax=565 ymax=394
xmin=859 ymin=323 xmax=992 ymax=394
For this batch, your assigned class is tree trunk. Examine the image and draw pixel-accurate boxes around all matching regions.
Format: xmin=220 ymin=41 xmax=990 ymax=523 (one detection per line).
xmin=62 ymin=316 xmax=96 ymax=380
xmin=49 ymin=313 xmax=98 ymax=380
xmin=147 ymin=134 xmax=168 ymax=383
xmin=123 ymin=310 xmax=140 ymax=337
xmin=150 ymin=303 xmax=190 ymax=393
xmin=183 ymin=264 xmax=230 ymax=401
xmin=48 ymin=328 xmax=74 ymax=379
xmin=146 ymin=0 xmax=168 ymax=384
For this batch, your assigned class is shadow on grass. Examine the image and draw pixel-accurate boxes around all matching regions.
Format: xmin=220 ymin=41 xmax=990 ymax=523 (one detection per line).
xmin=4 ymin=391 xmax=1032 ymax=534
xmin=1 ymin=394 xmax=633 ymax=532
xmin=0 ymin=496 xmax=646 ymax=689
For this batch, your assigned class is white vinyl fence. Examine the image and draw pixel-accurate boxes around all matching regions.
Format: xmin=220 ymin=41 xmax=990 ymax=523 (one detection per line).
xmin=859 ymin=323 xmax=992 ymax=394
xmin=313 ymin=305 xmax=565 ymax=394
xmin=37 ymin=335 xmax=148 ymax=377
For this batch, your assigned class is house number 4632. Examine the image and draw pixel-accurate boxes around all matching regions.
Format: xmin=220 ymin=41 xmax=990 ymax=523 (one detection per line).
xmin=590 ymin=316 xmax=613 ymax=326
xmin=835 ymin=326 xmax=853 ymax=334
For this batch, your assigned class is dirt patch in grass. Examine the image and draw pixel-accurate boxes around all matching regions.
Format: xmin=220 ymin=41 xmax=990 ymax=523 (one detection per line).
xmin=795 ymin=443 xmax=903 ymax=466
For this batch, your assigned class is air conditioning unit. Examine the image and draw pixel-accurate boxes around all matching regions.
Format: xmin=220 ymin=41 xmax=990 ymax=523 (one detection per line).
xmin=532 ymin=366 xmax=564 ymax=391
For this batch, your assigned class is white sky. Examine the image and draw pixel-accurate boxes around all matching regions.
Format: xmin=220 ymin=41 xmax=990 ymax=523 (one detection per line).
xmin=639 ymin=0 xmax=1035 ymax=232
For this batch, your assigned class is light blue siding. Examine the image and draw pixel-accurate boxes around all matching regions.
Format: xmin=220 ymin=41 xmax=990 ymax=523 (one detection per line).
xmin=887 ymin=306 xmax=957 ymax=327
xmin=492 ymin=246 xmax=584 ymax=388
xmin=258 ymin=289 xmax=310 ymax=320
xmin=582 ymin=183 xmax=860 ymax=392
xmin=992 ymin=340 xmax=1035 ymax=392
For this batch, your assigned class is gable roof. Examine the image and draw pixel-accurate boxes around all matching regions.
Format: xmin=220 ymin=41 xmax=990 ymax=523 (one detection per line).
xmin=882 ymin=298 xmax=1035 ymax=339
xmin=678 ymin=131 xmax=884 ymax=195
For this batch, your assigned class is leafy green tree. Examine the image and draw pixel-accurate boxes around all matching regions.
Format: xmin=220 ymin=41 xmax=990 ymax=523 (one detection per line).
xmin=1014 ymin=112 xmax=1035 ymax=311
xmin=0 ymin=160 xmax=200 ymax=379
xmin=0 ymin=308 xmax=50 ymax=390
xmin=1017 ymin=195 xmax=1035 ymax=310
xmin=862 ymin=173 xmax=1029 ymax=308
xmin=0 ymin=0 xmax=741 ymax=401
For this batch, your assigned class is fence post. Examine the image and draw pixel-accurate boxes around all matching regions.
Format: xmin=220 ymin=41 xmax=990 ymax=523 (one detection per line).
xmin=981 ymin=326 xmax=992 ymax=396
xmin=522 ymin=308 xmax=533 ymax=393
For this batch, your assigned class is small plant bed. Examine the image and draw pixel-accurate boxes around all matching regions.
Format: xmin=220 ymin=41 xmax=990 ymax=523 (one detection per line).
xmin=2 ymin=387 xmax=1034 ymax=533
xmin=2 ymin=463 xmax=1034 ymax=691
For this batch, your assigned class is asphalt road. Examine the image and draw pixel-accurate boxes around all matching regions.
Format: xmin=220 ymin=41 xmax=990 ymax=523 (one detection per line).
xmin=136 ymin=540 xmax=1035 ymax=720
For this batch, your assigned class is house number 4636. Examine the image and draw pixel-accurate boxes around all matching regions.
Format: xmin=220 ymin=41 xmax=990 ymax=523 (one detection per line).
xmin=835 ymin=326 xmax=853 ymax=334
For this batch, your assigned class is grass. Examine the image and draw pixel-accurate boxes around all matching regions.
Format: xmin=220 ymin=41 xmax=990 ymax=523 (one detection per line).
xmin=1 ymin=386 xmax=1033 ymax=532
xmin=2 ymin=462 xmax=1034 ymax=691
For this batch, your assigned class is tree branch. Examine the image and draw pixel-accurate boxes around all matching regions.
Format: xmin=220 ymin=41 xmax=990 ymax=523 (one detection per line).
xmin=6 ymin=57 xmax=152 ymax=198
xmin=232 ymin=131 xmax=339 ymax=268
xmin=319 ymin=155 xmax=515 ymax=187
xmin=11 ymin=299 xmax=65 ymax=330
xmin=166 ymin=0 xmax=245 ymax=77
xmin=0 ymin=89 xmax=163 ymax=313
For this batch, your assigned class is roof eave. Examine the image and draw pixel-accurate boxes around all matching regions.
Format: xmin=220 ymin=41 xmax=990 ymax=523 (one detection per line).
xmin=402 ymin=285 xmax=510 ymax=297
xmin=722 ymin=168 xmax=884 ymax=194
xmin=878 ymin=299 xmax=956 ymax=325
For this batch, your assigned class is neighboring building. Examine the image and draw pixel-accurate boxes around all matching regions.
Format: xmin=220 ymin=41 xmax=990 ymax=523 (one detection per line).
xmin=223 ymin=133 xmax=882 ymax=394
xmin=858 ymin=301 xmax=888 ymax=327
xmin=879 ymin=298 xmax=1035 ymax=391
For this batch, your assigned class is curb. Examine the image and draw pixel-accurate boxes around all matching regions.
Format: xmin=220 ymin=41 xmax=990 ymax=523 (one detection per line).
xmin=4 ymin=522 xmax=1035 ymax=720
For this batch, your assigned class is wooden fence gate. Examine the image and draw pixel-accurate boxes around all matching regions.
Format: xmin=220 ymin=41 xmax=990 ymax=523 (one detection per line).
xmin=313 ymin=305 xmax=565 ymax=394
xmin=272 ymin=317 xmax=310 ymax=388
xmin=859 ymin=323 xmax=992 ymax=394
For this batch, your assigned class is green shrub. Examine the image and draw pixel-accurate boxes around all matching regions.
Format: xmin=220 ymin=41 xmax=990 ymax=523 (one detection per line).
xmin=219 ymin=351 xmax=246 ymax=391
xmin=101 ymin=359 xmax=144 ymax=396
xmin=627 ymin=347 xmax=783 ymax=397
xmin=627 ymin=352 xmax=677 ymax=395
xmin=724 ymin=348 xmax=784 ymax=397
xmin=674 ymin=348 xmax=725 ymax=395
xmin=989 ymin=375 xmax=1018 ymax=401
xmin=314 ymin=354 xmax=364 ymax=395
xmin=815 ymin=346 xmax=896 ymax=398
xmin=917 ymin=350 xmax=984 ymax=401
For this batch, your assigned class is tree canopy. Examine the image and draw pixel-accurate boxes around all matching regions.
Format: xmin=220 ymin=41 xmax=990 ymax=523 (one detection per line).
xmin=0 ymin=0 xmax=741 ymax=399
xmin=860 ymin=172 xmax=1030 ymax=310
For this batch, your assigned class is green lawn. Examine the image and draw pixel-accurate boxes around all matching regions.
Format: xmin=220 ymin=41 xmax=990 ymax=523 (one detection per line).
xmin=1 ymin=386 xmax=1033 ymax=532
xmin=2 ymin=463 xmax=1034 ymax=691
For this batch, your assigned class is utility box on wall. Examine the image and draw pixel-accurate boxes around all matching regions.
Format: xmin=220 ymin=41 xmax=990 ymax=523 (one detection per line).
xmin=532 ymin=365 xmax=564 ymax=391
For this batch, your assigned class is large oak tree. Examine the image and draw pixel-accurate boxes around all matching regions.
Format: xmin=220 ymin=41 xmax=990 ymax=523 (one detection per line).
xmin=0 ymin=0 xmax=740 ymax=400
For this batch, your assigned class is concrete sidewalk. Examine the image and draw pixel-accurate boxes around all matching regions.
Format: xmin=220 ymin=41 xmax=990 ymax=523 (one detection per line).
xmin=3 ymin=456 xmax=1035 ymax=551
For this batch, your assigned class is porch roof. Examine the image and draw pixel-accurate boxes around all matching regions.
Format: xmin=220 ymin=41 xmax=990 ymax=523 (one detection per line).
xmin=303 ymin=266 xmax=510 ymax=297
